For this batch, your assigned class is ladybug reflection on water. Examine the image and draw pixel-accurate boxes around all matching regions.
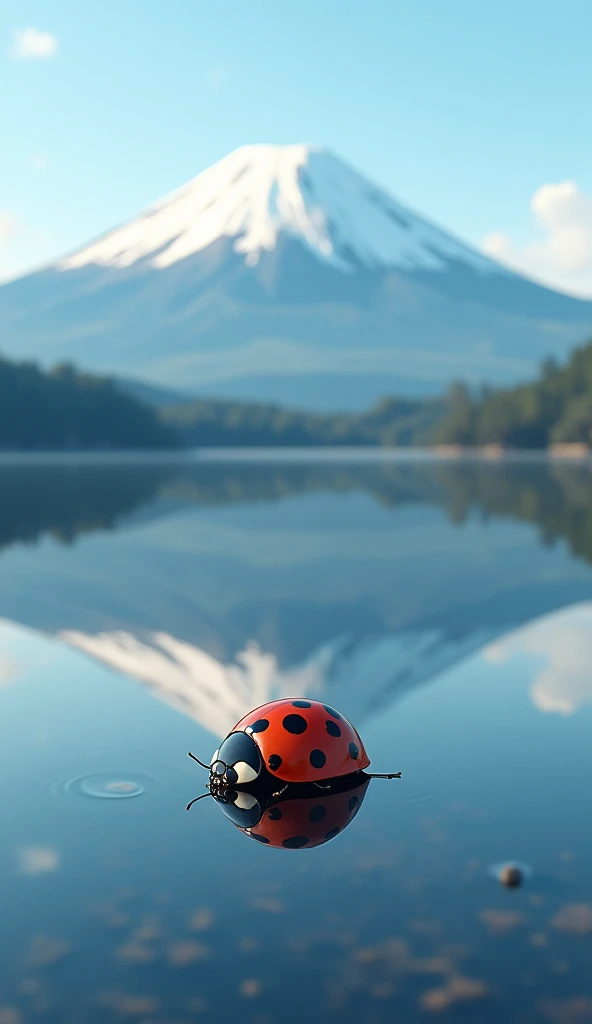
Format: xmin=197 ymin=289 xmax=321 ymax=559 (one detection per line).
xmin=186 ymin=698 xmax=401 ymax=847
xmin=203 ymin=773 xmax=372 ymax=849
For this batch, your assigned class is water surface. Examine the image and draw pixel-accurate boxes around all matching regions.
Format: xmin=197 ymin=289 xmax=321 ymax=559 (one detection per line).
xmin=1 ymin=457 xmax=592 ymax=1022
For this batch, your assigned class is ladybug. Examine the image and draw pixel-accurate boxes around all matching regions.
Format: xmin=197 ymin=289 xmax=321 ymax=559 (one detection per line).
xmin=187 ymin=773 xmax=371 ymax=849
xmin=187 ymin=697 xmax=400 ymax=798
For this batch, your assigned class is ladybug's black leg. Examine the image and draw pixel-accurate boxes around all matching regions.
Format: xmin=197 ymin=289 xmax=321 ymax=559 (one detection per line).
xmin=366 ymin=772 xmax=402 ymax=779
xmin=272 ymin=785 xmax=288 ymax=798
xmin=313 ymin=781 xmax=333 ymax=790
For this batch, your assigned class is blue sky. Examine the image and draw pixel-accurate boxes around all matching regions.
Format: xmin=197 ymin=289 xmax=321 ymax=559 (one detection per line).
xmin=3 ymin=0 xmax=592 ymax=294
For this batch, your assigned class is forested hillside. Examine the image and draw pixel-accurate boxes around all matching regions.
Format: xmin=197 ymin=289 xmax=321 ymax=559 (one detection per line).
xmin=4 ymin=336 xmax=592 ymax=452
xmin=432 ymin=339 xmax=592 ymax=448
xmin=159 ymin=394 xmax=443 ymax=447
xmin=0 ymin=358 xmax=176 ymax=450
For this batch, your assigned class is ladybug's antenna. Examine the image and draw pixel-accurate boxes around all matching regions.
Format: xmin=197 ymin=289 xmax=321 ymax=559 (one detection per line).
xmin=188 ymin=752 xmax=212 ymax=771
xmin=366 ymin=772 xmax=402 ymax=779
xmin=186 ymin=792 xmax=212 ymax=811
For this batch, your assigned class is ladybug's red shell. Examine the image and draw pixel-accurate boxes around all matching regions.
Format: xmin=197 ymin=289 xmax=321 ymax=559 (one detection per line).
xmin=245 ymin=776 xmax=370 ymax=849
xmin=233 ymin=698 xmax=369 ymax=783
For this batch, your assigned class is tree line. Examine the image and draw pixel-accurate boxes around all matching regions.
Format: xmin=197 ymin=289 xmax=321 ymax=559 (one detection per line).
xmin=0 ymin=358 xmax=176 ymax=450
xmin=158 ymin=393 xmax=443 ymax=447
xmin=432 ymin=338 xmax=592 ymax=448
xmin=3 ymin=335 xmax=592 ymax=450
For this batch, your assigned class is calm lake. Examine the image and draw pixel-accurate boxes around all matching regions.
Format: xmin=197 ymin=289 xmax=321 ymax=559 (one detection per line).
xmin=1 ymin=454 xmax=592 ymax=1023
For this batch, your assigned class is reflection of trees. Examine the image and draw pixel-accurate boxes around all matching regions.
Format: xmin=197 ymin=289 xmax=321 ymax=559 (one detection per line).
xmin=2 ymin=458 xmax=592 ymax=568
xmin=160 ymin=460 xmax=592 ymax=549
xmin=157 ymin=461 xmax=449 ymax=510
xmin=426 ymin=461 xmax=592 ymax=564
xmin=0 ymin=464 xmax=175 ymax=549
xmin=0 ymin=461 xmax=444 ymax=553
xmin=160 ymin=460 xmax=592 ymax=568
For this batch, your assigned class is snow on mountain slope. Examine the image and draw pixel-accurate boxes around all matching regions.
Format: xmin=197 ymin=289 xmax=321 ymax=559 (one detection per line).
xmin=3 ymin=143 xmax=592 ymax=407
xmin=60 ymin=143 xmax=495 ymax=276
xmin=56 ymin=625 xmax=496 ymax=738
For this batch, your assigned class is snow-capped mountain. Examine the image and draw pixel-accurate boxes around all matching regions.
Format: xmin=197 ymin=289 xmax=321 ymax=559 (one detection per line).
xmin=59 ymin=144 xmax=493 ymax=277
xmin=2 ymin=143 xmax=592 ymax=409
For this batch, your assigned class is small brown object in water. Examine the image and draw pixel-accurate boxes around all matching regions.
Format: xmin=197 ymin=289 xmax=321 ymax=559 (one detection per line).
xmin=500 ymin=865 xmax=523 ymax=888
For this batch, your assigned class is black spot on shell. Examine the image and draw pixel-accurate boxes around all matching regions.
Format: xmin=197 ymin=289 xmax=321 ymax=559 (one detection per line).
xmin=292 ymin=700 xmax=311 ymax=708
xmin=282 ymin=714 xmax=308 ymax=735
xmin=268 ymin=754 xmax=282 ymax=772
xmin=282 ymin=836 xmax=309 ymax=849
xmin=323 ymin=705 xmax=342 ymax=720
xmin=349 ymin=742 xmax=359 ymax=760
xmin=324 ymin=827 xmax=340 ymax=840
xmin=309 ymin=804 xmax=326 ymax=824
xmin=249 ymin=832 xmax=270 ymax=844
xmin=250 ymin=718 xmax=269 ymax=733
xmin=348 ymin=796 xmax=359 ymax=813
xmin=326 ymin=720 xmax=341 ymax=737
xmin=309 ymin=749 xmax=327 ymax=769
xmin=268 ymin=807 xmax=282 ymax=821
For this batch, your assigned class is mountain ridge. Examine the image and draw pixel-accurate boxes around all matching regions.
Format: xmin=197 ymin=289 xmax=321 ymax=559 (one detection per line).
xmin=2 ymin=143 xmax=592 ymax=410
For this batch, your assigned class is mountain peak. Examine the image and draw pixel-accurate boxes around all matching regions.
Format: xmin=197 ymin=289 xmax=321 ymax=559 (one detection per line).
xmin=59 ymin=142 xmax=494 ymax=276
xmin=3 ymin=143 xmax=592 ymax=408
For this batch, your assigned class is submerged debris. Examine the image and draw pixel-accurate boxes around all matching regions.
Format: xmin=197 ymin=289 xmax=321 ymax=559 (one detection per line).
xmin=488 ymin=861 xmax=532 ymax=888
xmin=500 ymin=865 xmax=523 ymax=888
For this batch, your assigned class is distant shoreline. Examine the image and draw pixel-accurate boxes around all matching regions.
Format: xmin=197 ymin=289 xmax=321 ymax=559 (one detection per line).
xmin=0 ymin=445 xmax=589 ymax=466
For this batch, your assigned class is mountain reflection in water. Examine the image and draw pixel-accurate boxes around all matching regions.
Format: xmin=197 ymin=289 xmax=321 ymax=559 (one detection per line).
xmin=1 ymin=457 xmax=592 ymax=1022
xmin=0 ymin=458 xmax=592 ymax=735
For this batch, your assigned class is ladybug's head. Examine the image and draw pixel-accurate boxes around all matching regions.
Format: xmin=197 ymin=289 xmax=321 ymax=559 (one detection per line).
xmin=208 ymin=731 xmax=263 ymax=796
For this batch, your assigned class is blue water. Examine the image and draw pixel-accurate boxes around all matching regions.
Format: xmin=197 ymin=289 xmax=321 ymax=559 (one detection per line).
xmin=0 ymin=457 xmax=591 ymax=1022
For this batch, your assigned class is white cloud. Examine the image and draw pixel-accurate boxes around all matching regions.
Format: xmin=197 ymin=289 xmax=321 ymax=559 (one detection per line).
xmin=482 ymin=180 xmax=592 ymax=298
xmin=483 ymin=602 xmax=592 ymax=715
xmin=16 ymin=846 xmax=61 ymax=876
xmin=11 ymin=27 xmax=58 ymax=60
xmin=481 ymin=641 xmax=509 ymax=665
